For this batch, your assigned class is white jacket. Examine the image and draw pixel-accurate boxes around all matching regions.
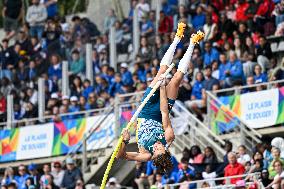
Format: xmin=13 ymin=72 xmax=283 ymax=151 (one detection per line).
xmin=26 ymin=4 xmax=47 ymax=26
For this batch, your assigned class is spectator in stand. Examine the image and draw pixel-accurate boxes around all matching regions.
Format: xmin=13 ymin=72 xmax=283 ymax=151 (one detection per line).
xmin=185 ymin=72 xmax=204 ymax=113
xmin=271 ymin=137 xmax=284 ymax=159
xmin=243 ymin=53 xmax=257 ymax=78
xmin=82 ymin=79 xmax=95 ymax=100
xmin=40 ymin=164 xmax=51 ymax=189
xmin=254 ymin=64 xmax=268 ymax=83
xmin=189 ymin=145 xmax=204 ymax=164
xmin=256 ymin=36 xmax=272 ymax=73
xmin=134 ymin=161 xmax=149 ymax=189
xmin=224 ymin=140 xmax=233 ymax=164
xmin=158 ymin=11 xmax=173 ymax=34
xmin=203 ymin=146 xmax=218 ymax=164
xmin=61 ymin=158 xmax=82 ymax=189
xmin=261 ymin=169 xmax=272 ymax=187
xmin=70 ymin=76 xmax=83 ymax=97
xmin=173 ymin=5 xmax=191 ymax=31
xmin=69 ymin=96 xmax=80 ymax=114
xmin=103 ymin=9 xmax=117 ymax=34
xmin=224 ymin=152 xmax=245 ymax=184
xmin=235 ymin=0 xmax=249 ymax=23
xmin=203 ymin=15 xmax=218 ymax=42
xmin=51 ymin=161 xmax=64 ymax=188
xmin=26 ymin=0 xmax=47 ymax=39
xmin=1 ymin=167 xmax=16 ymax=186
xmin=41 ymin=0 xmax=58 ymax=18
xmin=69 ymin=50 xmax=85 ymax=77
xmin=85 ymin=93 xmax=97 ymax=110
xmin=192 ymin=6 xmax=206 ymax=31
xmin=42 ymin=19 xmax=61 ymax=55
xmin=225 ymin=51 xmax=244 ymax=88
xmin=15 ymin=165 xmax=30 ymax=189
xmin=0 ymin=92 xmax=6 ymax=122
xmin=265 ymin=160 xmax=284 ymax=189
xmin=268 ymin=147 xmax=284 ymax=179
xmin=0 ymin=39 xmax=13 ymax=80
xmin=202 ymin=165 xmax=217 ymax=187
xmin=203 ymin=42 xmax=219 ymax=66
xmin=7 ymin=183 xmax=17 ymax=189
xmin=136 ymin=0 xmax=150 ymax=21
xmin=2 ymin=0 xmax=23 ymax=39
xmin=74 ymin=179 xmax=84 ymax=189
xmin=138 ymin=37 xmax=153 ymax=62
xmin=172 ymin=157 xmax=195 ymax=183
xmin=140 ymin=16 xmax=154 ymax=37
xmin=203 ymin=66 xmax=219 ymax=91
xmin=106 ymin=177 xmax=121 ymax=189
xmin=28 ymin=163 xmax=41 ymax=189
xmin=120 ymin=63 xmax=133 ymax=86
xmin=43 ymin=174 xmax=59 ymax=189
xmin=237 ymin=145 xmax=251 ymax=166
xmin=48 ymin=54 xmax=62 ymax=83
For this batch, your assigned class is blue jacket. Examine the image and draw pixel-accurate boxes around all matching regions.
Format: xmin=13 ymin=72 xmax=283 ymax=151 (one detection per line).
xmin=203 ymin=48 xmax=220 ymax=66
xmin=229 ymin=60 xmax=243 ymax=79
xmin=15 ymin=174 xmax=30 ymax=189
xmin=191 ymin=81 xmax=203 ymax=100
xmin=254 ymin=73 xmax=268 ymax=83
xmin=219 ymin=62 xmax=231 ymax=81
xmin=82 ymin=86 xmax=94 ymax=99
xmin=121 ymin=71 xmax=134 ymax=86
xmin=192 ymin=14 xmax=206 ymax=30
xmin=48 ymin=64 xmax=62 ymax=80
xmin=108 ymin=82 xmax=124 ymax=97
xmin=172 ymin=168 xmax=195 ymax=183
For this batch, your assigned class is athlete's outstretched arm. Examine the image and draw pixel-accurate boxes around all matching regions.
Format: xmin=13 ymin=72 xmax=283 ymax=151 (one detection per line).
xmin=116 ymin=129 xmax=151 ymax=162
xmin=159 ymin=76 xmax=175 ymax=144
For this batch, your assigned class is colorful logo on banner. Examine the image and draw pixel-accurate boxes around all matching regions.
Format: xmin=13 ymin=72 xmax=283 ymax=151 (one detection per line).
xmin=120 ymin=110 xmax=136 ymax=135
xmin=209 ymin=95 xmax=240 ymax=134
xmin=52 ymin=118 xmax=86 ymax=155
xmin=0 ymin=128 xmax=19 ymax=162
xmin=277 ymin=87 xmax=284 ymax=124
xmin=210 ymin=87 xmax=284 ymax=133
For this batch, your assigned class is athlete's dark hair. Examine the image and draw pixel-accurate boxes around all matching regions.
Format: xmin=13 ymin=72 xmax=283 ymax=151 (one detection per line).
xmin=152 ymin=150 xmax=173 ymax=174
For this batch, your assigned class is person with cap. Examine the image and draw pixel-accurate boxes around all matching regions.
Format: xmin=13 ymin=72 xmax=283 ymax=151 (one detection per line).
xmin=68 ymin=96 xmax=81 ymax=119
xmin=51 ymin=162 xmax=64 ymax=188
xmin=61 ymin=158 xmax=82 ymax=189
xmin=117 ymin=25 xmax=204 ymax=174
xmin=106 ymin=177 xmax=121 ymax=189
xmin=27 ymin=163 xmax=41 ymax=189
xmin=120 ymin=63 xmax=134 ymax=86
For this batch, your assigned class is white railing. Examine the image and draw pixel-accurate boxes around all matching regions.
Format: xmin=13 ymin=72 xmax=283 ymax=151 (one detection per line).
xmin=165 ymin=172 xmax=263 ymax=189
xmin=213 ymin=79 xmax=284 ymax=96
xmin=0 ymin=106 xmax=112 ymax=127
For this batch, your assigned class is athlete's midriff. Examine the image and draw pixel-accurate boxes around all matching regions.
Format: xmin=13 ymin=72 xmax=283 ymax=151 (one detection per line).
xmin=138 ymin=87 xmax=175 ymax=123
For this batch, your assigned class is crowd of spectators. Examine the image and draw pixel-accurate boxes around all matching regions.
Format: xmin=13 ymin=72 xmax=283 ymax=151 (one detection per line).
xmin=0 ymin=157 xmax=84 ymax=189
xmin=1 ymin=0 xmax=284 ymax=125
xmin=133 ymin=137 xmax=284 ymax=189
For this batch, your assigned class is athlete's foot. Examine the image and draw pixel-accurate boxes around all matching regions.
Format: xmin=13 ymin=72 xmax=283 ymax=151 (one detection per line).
xmin=191 ymin=30 xmax=205 ymax=44
xmin=175 ymin=22 xmax=186 ymax=39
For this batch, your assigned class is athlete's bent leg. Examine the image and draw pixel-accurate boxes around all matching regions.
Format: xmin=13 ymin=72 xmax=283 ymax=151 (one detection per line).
xmin=149 ymin=23 xmax=186 ymax=88
xmin=166 ymin=37 xmax=195 ymax=99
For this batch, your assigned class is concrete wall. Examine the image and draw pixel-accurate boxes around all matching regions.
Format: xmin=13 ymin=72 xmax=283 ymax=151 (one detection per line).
xmin=86 ymin=0 xmax=131 ymax=32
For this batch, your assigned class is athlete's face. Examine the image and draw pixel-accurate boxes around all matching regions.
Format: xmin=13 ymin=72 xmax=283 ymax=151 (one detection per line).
xmin=153 ymin=141 xmax=166 ymax=158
